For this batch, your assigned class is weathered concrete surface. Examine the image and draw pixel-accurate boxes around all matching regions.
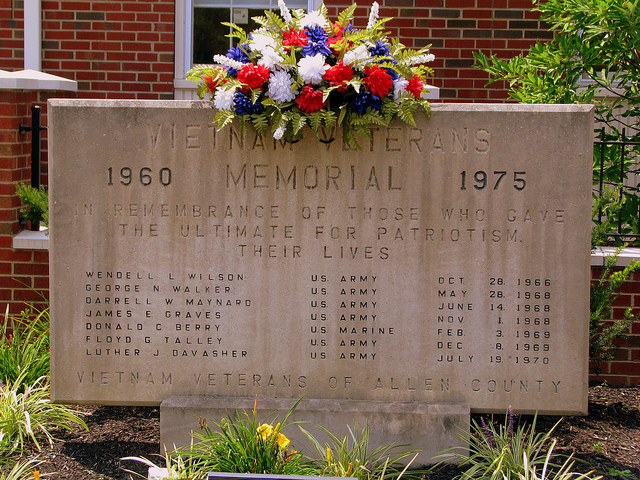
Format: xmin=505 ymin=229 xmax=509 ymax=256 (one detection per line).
xmin=49 ymin=101 xmax=593 ymax=417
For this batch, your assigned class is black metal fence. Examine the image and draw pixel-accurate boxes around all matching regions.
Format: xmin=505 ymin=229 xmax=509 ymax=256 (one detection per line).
xmin=594 ymin=127 xmax=640 ymax=242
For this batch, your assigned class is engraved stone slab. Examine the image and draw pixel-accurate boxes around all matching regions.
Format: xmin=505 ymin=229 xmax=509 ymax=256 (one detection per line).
xmin=48 ymin=100 xmax=593 ymax=415
xmin=160 ymin=397 xmax=470 ymax=464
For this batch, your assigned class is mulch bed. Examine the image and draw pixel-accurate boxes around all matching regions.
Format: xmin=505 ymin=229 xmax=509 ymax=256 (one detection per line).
xmin=10 ymin=385 xmax=640 ymax=480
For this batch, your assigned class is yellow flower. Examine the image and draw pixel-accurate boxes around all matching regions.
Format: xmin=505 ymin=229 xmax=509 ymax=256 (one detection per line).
xmin=326 ymin=447 xmax=332 ymax=463
xmin=33 ymin=471 xmax=40 ymax=480
xmin=257 ymin=423 xmax=274 ymax=440
xmin=276 ymin=432 xmax=290 ymax=449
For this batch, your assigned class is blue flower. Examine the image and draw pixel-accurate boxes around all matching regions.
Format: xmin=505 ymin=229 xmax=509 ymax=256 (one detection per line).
xmin=383 ymin=67 xmax=399 ymax=80
xmin=226 ymin=44 xmax=250 ymax=63
xmin=350 ymin=90 xmax=381 ymax=114
xmin=368 ymin=40 xmax=389 ymax=57
xmin=233 ymin=92 xmax=263 ymax=116
xmin=301 ymin=41 xmax=332 ymax=57
xmin=304 ymin=26 xmax=328 ymax=42
xmin=224 ymin=66 xmax=238 ymax=78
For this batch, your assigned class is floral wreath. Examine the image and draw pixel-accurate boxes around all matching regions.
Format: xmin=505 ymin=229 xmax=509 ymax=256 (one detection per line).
xmin=187 ymin=1 xmax=435 ymax=149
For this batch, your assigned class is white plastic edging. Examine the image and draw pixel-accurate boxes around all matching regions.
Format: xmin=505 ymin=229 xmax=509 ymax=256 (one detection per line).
xmin=591 ymin=246 xmax=640 ymax=266
xmin=148 ymin=467 xmax=169 ymax=480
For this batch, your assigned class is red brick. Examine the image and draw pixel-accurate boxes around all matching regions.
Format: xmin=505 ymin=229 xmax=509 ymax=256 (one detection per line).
xmin=122 ymin=2 xmax=153 ymax=12
xmin=94 ymin=2 xmax=123 ymax=11
xmin=14 ymin=263 xmax=49 ymax=276
xmin=13 ymin=288 xmax=47 ymax=302
xmin=33 ymin=276 xmax=50 ymax=289
xmin=0 ymin=276 xmax=31 ymax=289
xmin=609 ymin=362 xmax=640 ymax=375
xmin=107 ymin=72 xmax=136 ymax=82
xmin=32 ymin=251 xmax=49 ymax=263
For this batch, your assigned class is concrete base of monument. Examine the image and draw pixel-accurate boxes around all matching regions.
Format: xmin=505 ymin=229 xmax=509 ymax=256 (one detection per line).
xmin=160 ymin=396 xmax=470 ymax=465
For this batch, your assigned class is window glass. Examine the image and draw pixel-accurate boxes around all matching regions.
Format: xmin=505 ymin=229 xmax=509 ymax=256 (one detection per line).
xmin=192 ymin=0 xmax=308 ymax=65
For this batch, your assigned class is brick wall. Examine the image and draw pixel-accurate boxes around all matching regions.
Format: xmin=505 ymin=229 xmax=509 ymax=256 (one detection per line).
xmin=1 ymin=0 xmax=552 ymax=101
xmin=39 ymin=0 xmax=175 ymax=99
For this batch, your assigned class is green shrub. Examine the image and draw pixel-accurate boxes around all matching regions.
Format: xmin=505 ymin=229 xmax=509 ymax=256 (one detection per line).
xmin=177 ymin=399 xmax=320 ymax=477
xmin=519 ymin=441 xmax=601 ymax=480
xmin=0 ymin=372 xmax=87 ymax=456
xmin=300 ymin=423 xmax=419 ymax=480
xmin=0 ymin=306 xmax=50 ymax=393
xmin=473 ymin=0 xmax=640 ymax=243
xmin=440 ymin=408 xmax=564 ymax=480
xmin=14 ymin=184 xmax=48 ymax=228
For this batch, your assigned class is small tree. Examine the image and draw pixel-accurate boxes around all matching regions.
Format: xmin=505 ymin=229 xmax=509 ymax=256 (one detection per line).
xmin=474 ymin=0 xmax=640 ymax=129
xmin=475 ymin=0 xmax=640 ymax=241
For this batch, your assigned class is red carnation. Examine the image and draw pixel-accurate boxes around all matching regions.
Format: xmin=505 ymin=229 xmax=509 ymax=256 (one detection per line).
xmin=324 ymin=61 xmax=353 ymax=91
xmin=406 ymin=73 xmax=424 ymax=98
xmin=363 ymin=65 xmax=393 ymax=97
xmin=283 ymin=28 xmax=308 ymax=50
xmin=295 ymin=86 xmax=325 ymax=113
xmin=237 ymin=63 xmax=270 ymax=90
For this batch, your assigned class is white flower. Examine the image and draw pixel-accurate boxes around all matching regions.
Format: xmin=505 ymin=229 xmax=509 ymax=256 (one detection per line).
xmin=273 ymin=123 xmax=286 ymax=140
xmin=250 ymin=32 xmax=277 ymax=53
xmin=400 ymin=53 xmax=436 ymax=66
xmin=297 ymin=54 xmax=329 ymax=84
xmin=258 ymin=46 xmax=284 ymax=70
xmin=301 ymin=10 xmax=328 ymax=29
xmin=343 ymin=45 xmax=371 ymax=67
xmin=213 ymin=55 xmax=244 ymax=70
xmin=367 ymin=2 xmax=379 ymax=30
xmin=267 ymin=70 xmax=298 ymax=102
xmin=393 ymin=77 xmax=409 ymax=101
xmin=213 ymin=87 xmax=236 ymax=110
xmin=278 ymin=0 xmax=292 ymax=24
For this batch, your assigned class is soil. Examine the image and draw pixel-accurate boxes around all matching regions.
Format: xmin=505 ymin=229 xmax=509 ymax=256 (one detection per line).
xmin=11 ymin=385 xmax=640 ymax=480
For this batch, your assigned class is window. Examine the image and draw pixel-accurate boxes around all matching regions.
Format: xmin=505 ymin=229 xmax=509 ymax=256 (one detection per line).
xmin=174 ymin=0 xmax=318 ymax=99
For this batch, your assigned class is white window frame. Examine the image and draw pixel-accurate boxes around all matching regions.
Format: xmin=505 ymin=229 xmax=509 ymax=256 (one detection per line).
xmin=174 ymin=0 xmax=320 ymax=99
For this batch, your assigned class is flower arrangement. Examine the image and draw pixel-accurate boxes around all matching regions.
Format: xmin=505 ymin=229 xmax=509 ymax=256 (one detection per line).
xmin=187 ymin=1 xmax=435 ymax=149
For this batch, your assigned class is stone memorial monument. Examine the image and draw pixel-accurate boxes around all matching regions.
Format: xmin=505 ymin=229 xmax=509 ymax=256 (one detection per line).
xmin=49 ymin=100 xmax=593 ymax=462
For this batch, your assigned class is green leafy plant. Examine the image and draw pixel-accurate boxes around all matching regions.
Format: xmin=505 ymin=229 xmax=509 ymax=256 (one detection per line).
xmin=0 ymin=372 xmax=87 ymax=456
xmin=592 ymin=441 xmax=604 ymax=455
xmin=14 ymin=183 xmax=48 ymax=228
xmin=440 ymin=407 xmax=563 ymax=480
xmin=177 ymin=398 xmax=320 ymax=477
xmin=519 ymin=441 xmax=601 ymax=480
xmin=591 ymin=187 xmax=625 ymax=248
xmin=0 ymin=457 xmax=43 ymax=480
xmin=590 ymin=248 xmax=640 ymax=371
xmin=300 ymin=423 xmax=419 ymax=480
xmin=0 ymin=306 xmax=50 ymax=393
xmin=606 ymin=468 xmax=633 ymax=478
